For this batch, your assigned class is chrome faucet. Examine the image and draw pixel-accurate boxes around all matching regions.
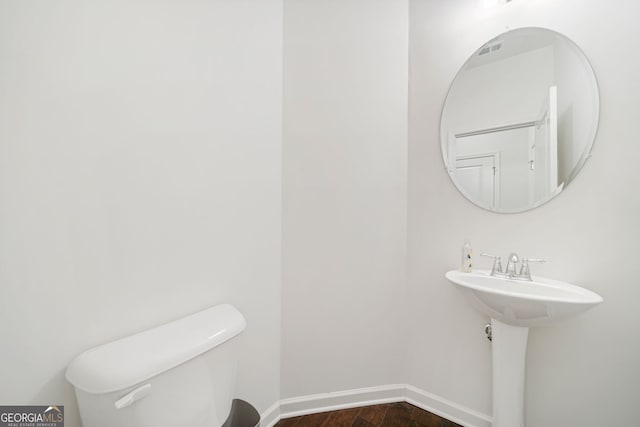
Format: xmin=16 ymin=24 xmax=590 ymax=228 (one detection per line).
xmin=505 ymin=252 xmax=520 ymax=277
xmin=481 ymin=252 xmax=545 ymax=281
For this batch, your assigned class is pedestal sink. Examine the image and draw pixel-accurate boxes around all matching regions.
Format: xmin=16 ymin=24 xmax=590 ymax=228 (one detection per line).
xmin=445 ymin=270 xmax=602 ymax=427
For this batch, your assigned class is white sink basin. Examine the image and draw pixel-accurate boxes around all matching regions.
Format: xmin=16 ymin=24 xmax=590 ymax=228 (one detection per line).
xmin=447 ymin=269 xmax=603 ymax=426
xmin=446 ymin=269 xmax=603 ymax=327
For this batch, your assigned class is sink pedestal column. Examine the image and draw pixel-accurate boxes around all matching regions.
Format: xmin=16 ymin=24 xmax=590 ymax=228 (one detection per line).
xmin=491 ymin=319 xmax=529 ymax=427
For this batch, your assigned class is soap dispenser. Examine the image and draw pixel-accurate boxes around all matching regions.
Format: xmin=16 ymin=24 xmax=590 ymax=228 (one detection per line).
xmin=461 ymin=239 xmax=472 ymax=272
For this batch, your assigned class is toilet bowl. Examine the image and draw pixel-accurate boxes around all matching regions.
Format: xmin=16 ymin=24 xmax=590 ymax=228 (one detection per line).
xmin=66 ymin=304 xmax=246 ymax=427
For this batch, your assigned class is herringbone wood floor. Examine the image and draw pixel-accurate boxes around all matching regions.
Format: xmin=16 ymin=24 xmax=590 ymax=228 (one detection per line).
xmin=274 ymin=402 xmax=462 ymax=427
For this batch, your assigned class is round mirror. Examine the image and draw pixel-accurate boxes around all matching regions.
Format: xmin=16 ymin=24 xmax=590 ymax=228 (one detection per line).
xmin=440 ymin=27 xmax=599 ymax=213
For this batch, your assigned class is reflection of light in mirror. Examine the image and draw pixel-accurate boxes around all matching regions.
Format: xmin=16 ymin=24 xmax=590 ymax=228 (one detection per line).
xmin=478 ymin=0 xmax=512 ymax=9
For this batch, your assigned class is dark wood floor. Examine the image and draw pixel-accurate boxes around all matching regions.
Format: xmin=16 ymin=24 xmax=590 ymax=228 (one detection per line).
xmin=274 ymin=402 xmax=461 ymax=427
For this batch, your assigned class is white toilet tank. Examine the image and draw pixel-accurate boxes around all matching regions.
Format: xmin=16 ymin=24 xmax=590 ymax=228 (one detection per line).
xmin=66 ymin=304 xmax=246 ymax=427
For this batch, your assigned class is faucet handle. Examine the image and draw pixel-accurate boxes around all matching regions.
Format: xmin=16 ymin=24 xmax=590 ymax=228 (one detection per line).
xmin=481 ymin=253 xmax=503 ymax=275
xmin=519 ymin=258 xmax=546 ymax=280
xmin=481 ymin=253 xmax=500 ymax=259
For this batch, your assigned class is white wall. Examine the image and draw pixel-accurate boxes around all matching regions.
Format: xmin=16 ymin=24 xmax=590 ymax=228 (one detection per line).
xmin=409 ymin=1 xmax=640 ymax=426
xmin=0 ymin=1 xmax=282 ymax=426
xmin=282 ymin=0 xmax=409 ymax=398
xmin=4 ymin=1 xmax=640 ymax=426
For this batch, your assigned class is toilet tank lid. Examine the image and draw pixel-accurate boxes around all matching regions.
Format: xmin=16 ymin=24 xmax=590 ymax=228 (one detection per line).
xmin=65 ymin=303 xmax=246 ymax=394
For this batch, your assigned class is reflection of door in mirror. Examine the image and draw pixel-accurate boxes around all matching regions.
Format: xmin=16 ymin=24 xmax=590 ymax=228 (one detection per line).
xmin=456 ymin=127 xmax=531 ymax=211
xmin=455 ymin=155 xmax=499 ymax=209
xmin=452 ymin=86 xmax=559 ymax=212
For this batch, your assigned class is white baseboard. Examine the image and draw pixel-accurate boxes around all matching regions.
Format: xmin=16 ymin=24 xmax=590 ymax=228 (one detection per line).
xmin=260 ymin=384 xmax=491 ymax=427
xmin=279 ymin=384 xmax=406 ymax=418
xmin=405 ymin=385 xmax=492 ymax=427
xmin=259 ymin=401 xmax=281 ymax=427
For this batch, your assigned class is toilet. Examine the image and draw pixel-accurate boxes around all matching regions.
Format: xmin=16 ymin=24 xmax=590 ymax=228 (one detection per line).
xmin=66 ymin=304 xmax=247 ymax=427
